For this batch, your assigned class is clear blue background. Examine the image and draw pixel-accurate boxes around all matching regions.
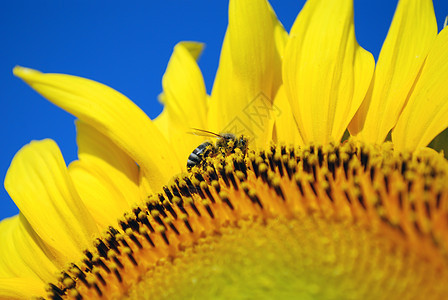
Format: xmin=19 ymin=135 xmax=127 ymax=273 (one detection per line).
xmin=1 ymin=0 xmax=447 ymax=221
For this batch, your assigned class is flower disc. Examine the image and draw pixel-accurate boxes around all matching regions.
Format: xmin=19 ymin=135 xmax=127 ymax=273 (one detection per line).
xmin=47 ymin=141 xmax=448 ymax=300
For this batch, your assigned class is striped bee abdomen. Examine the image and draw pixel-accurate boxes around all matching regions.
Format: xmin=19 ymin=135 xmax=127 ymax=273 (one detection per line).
xmin=187 ymin=141 xmax=213 ymax=169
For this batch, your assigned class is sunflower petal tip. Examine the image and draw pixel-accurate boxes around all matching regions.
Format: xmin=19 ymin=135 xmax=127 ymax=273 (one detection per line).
xmin=4 ymin=138 xmax=56 ymax=192
xmin=13 ymin=66 xmax=41 ymax=80
xmin=177 ymin=41 xmax=206 ymax=60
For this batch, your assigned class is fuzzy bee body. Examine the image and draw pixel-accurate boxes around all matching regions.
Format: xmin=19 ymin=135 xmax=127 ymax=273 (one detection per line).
xmin=186 ymin=141 xmax=214 ymax=169
xmin=187 ymin=131 xmax=248 ymax=170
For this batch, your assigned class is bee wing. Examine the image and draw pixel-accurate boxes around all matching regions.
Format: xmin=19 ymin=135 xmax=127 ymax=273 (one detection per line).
xmin=187 ymin=128 xmax=223 ymax=138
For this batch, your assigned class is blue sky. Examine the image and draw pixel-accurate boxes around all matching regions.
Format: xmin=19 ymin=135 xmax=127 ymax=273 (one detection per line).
xmin=1 ymin=0 xmax=447 ymax=221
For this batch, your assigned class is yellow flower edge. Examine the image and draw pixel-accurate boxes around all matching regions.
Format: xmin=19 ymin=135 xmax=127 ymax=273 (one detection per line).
xmin=1 ymin=0 xmax=448 ymax=299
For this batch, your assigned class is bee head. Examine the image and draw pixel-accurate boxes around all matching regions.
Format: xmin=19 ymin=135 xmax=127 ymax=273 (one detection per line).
xmin=221 ymin=133 xmax=236 ymax=141
xmin=236 ymin=135 xmax=248 ymax=154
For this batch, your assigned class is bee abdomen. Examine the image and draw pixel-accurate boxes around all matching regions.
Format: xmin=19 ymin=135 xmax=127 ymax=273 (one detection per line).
xmin=187 ymin=153 xmax=201 ymax=168
xmin=187 ymin=142 xmax=213 ymax=169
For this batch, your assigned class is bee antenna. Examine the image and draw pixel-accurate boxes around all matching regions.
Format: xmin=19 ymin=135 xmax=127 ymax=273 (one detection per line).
xmin=188 ymin=128 xmax=222 ymax=137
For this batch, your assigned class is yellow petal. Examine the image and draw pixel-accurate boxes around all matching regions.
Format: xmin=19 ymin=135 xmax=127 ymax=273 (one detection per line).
xmin=283 ymin=0 xmax=374 ymax=144
xmin=158 ymin=42 xmax=211 ymax=163
xmin=271 ymin=5 xmax=289 ymax=60
xmin=209 ymin=0 xmax=285 ymax=147
xmin=13 ymin=66 xmax=181 ymax=191
xmin=161 ymin=42 xmax=208 ymax=129
xmin=0 ymin=277 xmax=45 ymax=300
xmin=74 ymin=120 xmax=139 ymax=206
xmin=392 ymin=27 xmax=448 ymax=151
xmin=153 ymin=109 xmax=170 ymax=141
xmin=4 ymin=139 xmax=98 ymax=267
xmin=68 ymin=121 xmax=140 ymax=228
xmin=272 ymin=85 xmax=303 ymax=145
xmin=154 ymin=109 xmax=204 ymax=166
xmin=0 ymin=215 xmax=57 ymax=282
xmin=349 ymin=0 xmax=437 ymax=143
xmin=69 ymin=162 xmax=130 ymax=228
xmin=76 ymin=120 xmax=138 ymax=188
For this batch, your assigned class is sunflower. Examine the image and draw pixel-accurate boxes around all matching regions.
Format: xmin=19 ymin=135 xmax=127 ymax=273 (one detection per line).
xmin=2 ymin=0 xmax=448 ymax=299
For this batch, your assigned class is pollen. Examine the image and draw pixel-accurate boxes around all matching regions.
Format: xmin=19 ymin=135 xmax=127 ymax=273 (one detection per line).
xmin=45 ymin=140 xmax=448 ymax=299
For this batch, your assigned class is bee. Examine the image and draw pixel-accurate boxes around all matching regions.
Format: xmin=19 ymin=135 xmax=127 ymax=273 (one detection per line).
xmin=187 ymin=129 xmax=248 ymax=170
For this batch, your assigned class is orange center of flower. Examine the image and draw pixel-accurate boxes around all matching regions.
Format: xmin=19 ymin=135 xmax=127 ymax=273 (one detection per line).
xmin=46 ymin=141 xmax=448 ymax=300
